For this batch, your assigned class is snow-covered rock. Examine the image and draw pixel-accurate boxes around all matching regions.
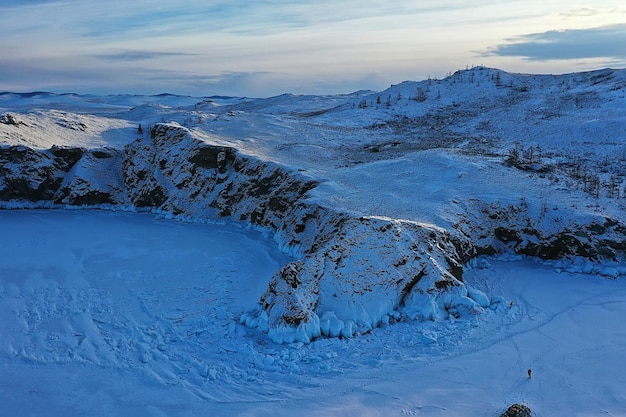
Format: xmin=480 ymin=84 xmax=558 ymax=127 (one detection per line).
xmin=500 ymin=403 xmax=532 ymax=417
xmin=243 ymin=215 xmax=475 ymax=343
xmin=455 ymin=198 xmax=626 ymax=262
xmin=55 ymin=148 xmax=124 ymax=205
xmin=0 ymin=145 xmax=83 ymax=201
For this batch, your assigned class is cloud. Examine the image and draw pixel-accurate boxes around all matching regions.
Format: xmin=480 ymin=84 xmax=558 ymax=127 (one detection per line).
xmin=559 ymin=8 xmax=600 ymax=18
xmin=95 ymin=50 xmax=198 ymax=62
xmin=2 ymin=0 xmax=67 ymax=7
xmin=2 ymin=0 xmax=501 ymax=41
xmin=485 ymin=24 xmax=626 ymax=61
xmin=5 ymin=0 xmax=624 ymax=96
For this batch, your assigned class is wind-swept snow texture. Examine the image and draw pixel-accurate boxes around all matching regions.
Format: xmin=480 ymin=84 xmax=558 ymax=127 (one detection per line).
xmin=2 ymin=67 xmax=626 ymax=346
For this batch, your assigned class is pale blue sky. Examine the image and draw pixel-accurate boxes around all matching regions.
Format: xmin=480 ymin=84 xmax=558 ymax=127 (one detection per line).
xmin=1 ymin=1 xmax=625 ymax=96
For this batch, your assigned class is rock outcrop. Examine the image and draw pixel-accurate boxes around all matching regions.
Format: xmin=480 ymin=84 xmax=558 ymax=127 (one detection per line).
xmin=0 ymin=144 xmax=84 ymax=201
xmin=242 ymin=215 xmax=482 ymax=343
xmin=499 ymin=403 xmax=531 ymax=417
xmin=455 ymin=199 xmax=626 ymax=263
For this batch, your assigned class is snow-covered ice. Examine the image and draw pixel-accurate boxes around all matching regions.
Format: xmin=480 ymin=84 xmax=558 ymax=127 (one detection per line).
xmin=1 ymin=210 xmax=626 ymax=416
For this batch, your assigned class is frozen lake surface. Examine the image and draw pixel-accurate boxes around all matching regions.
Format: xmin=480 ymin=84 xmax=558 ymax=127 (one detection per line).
xmin=1 ymin=209 xmax=625 ymax=416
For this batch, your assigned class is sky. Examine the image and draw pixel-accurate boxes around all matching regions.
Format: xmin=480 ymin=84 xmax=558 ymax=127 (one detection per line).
xmin=1 ymin=0 xmax=625 ymax=97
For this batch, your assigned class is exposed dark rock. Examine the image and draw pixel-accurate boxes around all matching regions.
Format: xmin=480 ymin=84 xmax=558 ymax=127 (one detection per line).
xmin=530 ymin=233 xmax=594 ymax=259
xmin=134 ymin=185 xmax=167 ymax=208
xmin=50 ymin=145 xmax=86 ymax=167
xmin=456 ymin=200 xmax=626 ymax=262
xmin=188 ymin=144 xmax=236 ymax=173
xmin=0 ymin=113 xmax=25 ymax=126
xmin=59 ymin=121 xmax=87 ymax=131
xmin=92 ymin=149 xmax=115 ymax=159
xmin=494 ymin=227 xmax=522 ymax=244
xmin=398 ymin=271 xmax=426 ymax=307
xmin=0 ymin=145 xmax=67 ymax=201
xmin=499 ymin=403 xmax=531 ymax=417
xmin=65 ymin=190 xmax=115 ymax=206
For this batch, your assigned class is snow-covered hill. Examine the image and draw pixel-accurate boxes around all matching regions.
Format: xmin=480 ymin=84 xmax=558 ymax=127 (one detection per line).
xmin=1 ymin=67 xmax=626 ymax=346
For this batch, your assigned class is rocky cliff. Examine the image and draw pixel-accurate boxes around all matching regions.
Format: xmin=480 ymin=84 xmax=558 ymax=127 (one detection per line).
xmin=1 ymin=123 xmax=624 ymax=343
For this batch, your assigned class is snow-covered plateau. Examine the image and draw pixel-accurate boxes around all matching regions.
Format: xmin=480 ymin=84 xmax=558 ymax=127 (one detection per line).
xmin=1 ymin=67 xmax=626 ymax=416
